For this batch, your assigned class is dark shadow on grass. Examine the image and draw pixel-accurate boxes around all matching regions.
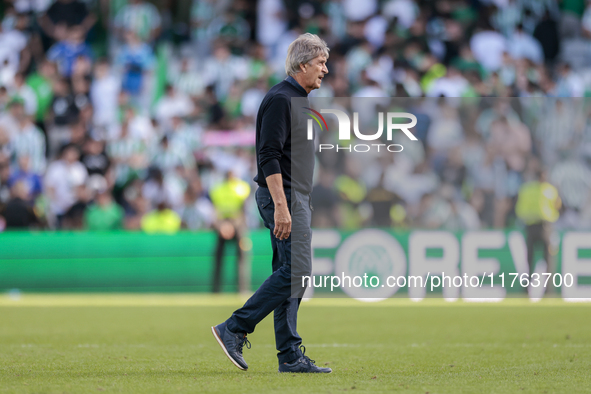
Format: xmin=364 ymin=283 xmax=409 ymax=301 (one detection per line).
xmin=29 ymin=369 xmax=289 ymax=379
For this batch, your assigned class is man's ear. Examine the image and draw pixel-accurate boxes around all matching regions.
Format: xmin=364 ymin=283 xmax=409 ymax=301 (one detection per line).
xmin=300 ymin=63 xmax=307 ymax=74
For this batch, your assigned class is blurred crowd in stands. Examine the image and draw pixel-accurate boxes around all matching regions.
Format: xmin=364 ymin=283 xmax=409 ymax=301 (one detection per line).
xmin=0 ymin=0 xmax=591 ymax=233
xmin=312 ymin=97 xmax=589 ymax=233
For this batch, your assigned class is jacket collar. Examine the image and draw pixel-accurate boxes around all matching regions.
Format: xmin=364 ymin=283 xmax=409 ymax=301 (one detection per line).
xmin=285 ymin=75 xmax=308 ymax=96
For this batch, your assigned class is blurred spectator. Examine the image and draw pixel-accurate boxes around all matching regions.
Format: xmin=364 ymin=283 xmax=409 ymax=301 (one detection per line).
xmin=115 ymin=30 xmax=155 ymax=105
xmin=47 ymin=77 xmax=78 ymax=157
xmin=334 ymin=163 xmax=367 ymax=230
xmin=467 ymin=143 xmax=497 ymax=228
xmin=26 ymin=59 xmax=57 ymax=126
xmin=366 ymin=172 xmax=405 ymax=228
xmin=427 ymin=101 xmax=464 ymax=158
xmin=61 ymin=182 xmax=91 ymax=229
xmin=508 ymin=24 xmax=544 ymax=64
xmin=107 ymin=115 xmax=149 ymax=188
xmin=40 ymin=0 xmax=96 ymax=41
xmin=122 ymin=180 xmax=151 ymax=230
xmin=10 ymin=72 xmax=37 ymax=117
xmin=0 ymin=181 xmax=39 ymax=229
xmin=142 ymin=166 xmax=185 ymax=212
xmin=84 ymin=189 xmax=124 ymax=230
xmin=579 ymin=0 xmax=591 ymax=38
xmin=549 ymin=158 xmax=591 ymax=211
xmin=50 ymin=77 xmax=78 ymax=125
xmin=451 ymin=44 xmax=486 ymax=81
xmin=489 ymin=116 xmax=531 ymax=174
xmin=440 ymin=185 xmax=480 ymax=231
xmin=154 ymin=84 xmax=194 ymax=131
xmin=8 ymin=98 xmax=46 ymax=175
xmin=256 ymin=0 xmax=287 ymax=49
xmin=439 ymin=146 xmax=467 ymax=192
xmin=191 ymin=0 xmax=220 ymax=55
xmin=491 ymin=0 xmax=522 ymax=37
xmin=44 ymin=143 xmax=88 ymax=228
xmin=80 ymin=137 xmax=110 ymax=176
xmin=209 ymin=171 xmax=250 ymax=293
xmin=470 ymin=23 xmax=507 ymax=72
xmin=343 ymin=0 xmax=377 ymax=22
xmin=562 ymin=1 xmax=586 ymax=37
xmin=180 ymin=178 xmax=215 ymax=230
xmin=8 ymin=156 xmax=42 ymax=201
xmin=140 ymin=202 xmax=181 ymax=234
xmin=240 ymin=79 xmax=267 ymax=121
xmin=150 ymin=135 xmax=194 ymax=173
xmin=1 ymin=96 xmax=23 ymax=139
xmin=310 ymin=168 xmax=340 ymax=228
xmin=90 ymin=58 xmax=120 ymax=128
xmin=0 ymin=160 xmax=11 ymax=210
xmin=47 ymin=25 xmax=93 ymax=78
xmin=382 ymin=0 xmax=418 ymax=29
xmin=69 ymin=120 xmax=89 ymax=152
xmin=0 ymin=126 xmax=9 ymax=164
xmin=169 ymin=115 xmax=202 ymax=155
xmin=426 ymin=67 xmax=470 ymax=97
xmin=0 ymin=87 xmax=10 ymax=111
xmin=515 ymin=169 xmax=561 ymax=276
xmin=203 ymin=85 xmax=226 ymax=129
xmin=114 ymin=0 xmax=162 ymax=43
xmin=415 ymin=183 xmax=477 ymax=230
xmin=0 ymin=20 xmax=28 ymax=87
xmin=207 ymin=11 xmax=251 ymax=51
xmin=168 ymin=56 xmax=206 ymax=97
xmin=534 ymin=11 xmax=560 ymax=63
xmin=203 ymin=41 xmax=248 ymax=101
xmin=109 ymin=105 xmax=154 ymax=142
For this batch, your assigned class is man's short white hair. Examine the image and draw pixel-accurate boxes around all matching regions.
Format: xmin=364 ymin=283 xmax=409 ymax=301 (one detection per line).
xmin=285 ymin=33 xmax=330 ymax=77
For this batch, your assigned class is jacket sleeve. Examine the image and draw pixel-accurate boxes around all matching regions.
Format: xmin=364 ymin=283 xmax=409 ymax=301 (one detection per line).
xmin=258 ymin=94 xmax=290 ymax=178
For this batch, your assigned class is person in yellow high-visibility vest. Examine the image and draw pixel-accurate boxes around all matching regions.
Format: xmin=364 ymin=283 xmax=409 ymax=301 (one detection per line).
xmin=141 ymin=202 xmax=182 ymax=234
xmin=515 ymin=170 xmax=561 ymax=280
xmin=209 ymin=171 xmax=251 ymax=293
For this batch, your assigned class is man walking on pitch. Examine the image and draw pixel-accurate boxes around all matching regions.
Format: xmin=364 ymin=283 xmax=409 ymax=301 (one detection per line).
xmin=211 ymin=33 xmax=331 ymax=373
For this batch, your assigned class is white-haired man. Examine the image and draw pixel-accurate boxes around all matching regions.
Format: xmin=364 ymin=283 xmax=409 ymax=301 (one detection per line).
xmin=212 ymin=33 xmax=330 ymax=373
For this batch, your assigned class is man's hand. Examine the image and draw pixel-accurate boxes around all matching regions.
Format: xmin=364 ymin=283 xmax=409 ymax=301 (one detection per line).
xmin=265 ymin=173 xmax=291 ymax=240
xmin=274 ymin=204 xmax=291 ymax=240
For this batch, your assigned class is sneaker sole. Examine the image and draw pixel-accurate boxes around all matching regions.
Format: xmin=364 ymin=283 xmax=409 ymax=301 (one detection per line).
xmin=211 ymin=326 xmax=247 ymax=371
xmin=278 ymin=369 xmax=333 ymax=373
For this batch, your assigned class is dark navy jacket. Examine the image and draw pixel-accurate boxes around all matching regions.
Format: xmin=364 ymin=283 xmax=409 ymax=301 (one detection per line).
xmin=253 ymin=76 xmax=315 ymax=194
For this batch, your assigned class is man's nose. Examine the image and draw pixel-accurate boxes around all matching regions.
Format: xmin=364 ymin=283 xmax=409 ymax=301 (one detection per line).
xmin=323 ymin=65 xmax=329 ymax=74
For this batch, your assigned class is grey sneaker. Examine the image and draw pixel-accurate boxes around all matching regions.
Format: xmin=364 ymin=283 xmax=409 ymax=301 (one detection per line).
xmin=211 ymin=322 xmax=250 ymax=371
xmin=278 ymin=346 xmax=332 ymax=373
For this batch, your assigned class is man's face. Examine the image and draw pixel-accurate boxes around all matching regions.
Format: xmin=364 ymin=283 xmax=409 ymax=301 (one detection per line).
xmin=301 ymin=55 xmax=328 ymax=91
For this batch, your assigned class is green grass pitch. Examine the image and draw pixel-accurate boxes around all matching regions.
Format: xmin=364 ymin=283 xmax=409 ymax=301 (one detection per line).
xmin=1 ymin=295 xmax=590 ymax=393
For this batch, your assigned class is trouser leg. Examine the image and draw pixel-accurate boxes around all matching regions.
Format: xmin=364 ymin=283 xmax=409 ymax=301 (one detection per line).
xmin=274 ymin=296 xmax=303 ymax=363
xmin=542 ymin=222 xmax=552 ymax=273
xmin=225 ymin=245 xmax=293 ymax=336
xmin=213 ymin=233 xmax=225 ymax=293
xmin=225 ymin=187 xmax=311 ymax=364
xmin=526 ymin=224 xmax=538 ymax=275
xmin=541 ymin=222 xmax=555 ymax=294
xmin=235 ymin=232 xmax=246 ymax=293
xmin=272 ymin=221 xmax=303 ymax=364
